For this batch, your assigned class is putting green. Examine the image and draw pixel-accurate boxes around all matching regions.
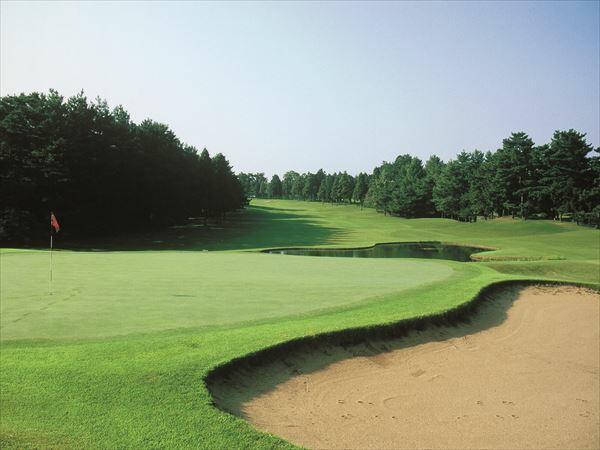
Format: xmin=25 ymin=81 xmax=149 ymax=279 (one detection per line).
xmin=1 ymin=251 xmax=454 ymax=341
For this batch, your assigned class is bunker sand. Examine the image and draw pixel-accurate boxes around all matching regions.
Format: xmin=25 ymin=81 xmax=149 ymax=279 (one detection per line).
xmin=213 ymin=286 xmax=599 ymax=449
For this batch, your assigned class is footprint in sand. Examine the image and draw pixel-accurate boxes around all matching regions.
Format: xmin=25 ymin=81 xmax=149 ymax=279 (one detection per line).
xmin=382 ymin=396 xmax=398 ymax=408
xmin=502 ymin=400 xmax=515 ymax=406
xmin=411 ymin=369 xmax=426 ymax=377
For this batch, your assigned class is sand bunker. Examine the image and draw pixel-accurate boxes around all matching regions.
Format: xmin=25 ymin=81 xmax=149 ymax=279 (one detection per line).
xmin=212 ymin=285 xmax=599 ymax=449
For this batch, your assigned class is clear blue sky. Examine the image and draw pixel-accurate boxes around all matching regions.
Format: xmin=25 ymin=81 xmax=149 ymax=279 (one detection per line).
xmin=2 ymin=1 xmax=598 ymax=176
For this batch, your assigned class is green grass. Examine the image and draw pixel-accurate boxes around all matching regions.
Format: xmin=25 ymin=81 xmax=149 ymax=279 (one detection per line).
xmin=484 ymin=260 xmax=600 ymax=284
xmin=1 ymin=251 xmax=453 ymax=341
xmin=1 ymin=199 xmax=598 ymax=448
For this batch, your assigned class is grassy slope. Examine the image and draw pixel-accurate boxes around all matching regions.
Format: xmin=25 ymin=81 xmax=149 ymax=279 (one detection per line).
xmin=1 ymin=199 xmax=598 ymax=448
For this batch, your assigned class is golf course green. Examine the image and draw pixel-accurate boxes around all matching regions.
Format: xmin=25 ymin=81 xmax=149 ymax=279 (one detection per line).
xmin=1 ymin=199 xmax=598 ymax=448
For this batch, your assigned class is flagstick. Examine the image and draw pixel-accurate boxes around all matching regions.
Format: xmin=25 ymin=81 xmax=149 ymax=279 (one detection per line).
xmin=49 ymin=233 xmax=53 ymax=295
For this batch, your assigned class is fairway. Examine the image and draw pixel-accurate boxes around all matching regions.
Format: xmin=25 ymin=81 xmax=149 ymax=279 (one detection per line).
xmin=1 ymin=200 xmax=598 ymax=448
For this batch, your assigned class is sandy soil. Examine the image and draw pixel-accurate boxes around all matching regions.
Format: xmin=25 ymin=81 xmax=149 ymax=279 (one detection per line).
xmin=212 ymin=285 xmax=599 ymax=449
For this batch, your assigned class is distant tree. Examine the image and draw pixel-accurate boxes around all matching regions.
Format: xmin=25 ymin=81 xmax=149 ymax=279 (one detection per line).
xmin=291 ymin=173 xmax=305 ymax=200
xmin=577 ymin=148 xmax=600 ymax=227
xmin=259 ymin=174 xmax=269 ymax=198
xmin=492 ymin=132 xmax=536 ymax=218
xmin=330 ymin=173 xmax=340 ymax=202
xmin=282 ymin=171 xmax=299 ymax=199
xmin=387 ymin=155 xmax=427 ymax=217
xmin=212 ymin=153 xmax=242 ymax=221
xmin=268 ymin=174 xmax=282 ymax=198
xmin=237 ymin=172 xmax=271 ymax=199
xmin=467 ymin=150 xmax=494 ymax=219
xmin=539 ymin=130 xmax=594 ymax=220
xmin=258 ymin=180 xmax=269 ymax=198
xmin=352 ymin=172 xmax=369 ymax=207
xmin=318 ymin=174 xmax=335 ymax=202
xmin=433 ymin=152 xmax=473 ymax=221
xmin=302 ymin=172 xmax=316 ymax=200
xmin=237 ymin=172 xmax=254 ymax=198
xmin=198 ymin=148 xmax=215 ymax=222
xmin=422 ymin=155 xmax=445 ymax=216
xmin=314 ymin=169 xmax=326 ymax=198
xmin=365 ymin=165 xmax=393 ymax=214
xmin=334 ymin=172 xmax=354 ymax=202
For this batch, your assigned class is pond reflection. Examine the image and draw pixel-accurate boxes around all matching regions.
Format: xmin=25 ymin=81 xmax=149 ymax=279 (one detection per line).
xmin=263 ymin=242 xmax=486 ymax=262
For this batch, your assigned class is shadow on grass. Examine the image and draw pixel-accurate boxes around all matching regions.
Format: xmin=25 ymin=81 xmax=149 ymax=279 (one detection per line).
xmin=206 ymin=281 xmax=587 ymax=419
xmin=249 ymin=205 xmax=309 ymax=213
xmin=14 ymin=204 xmax=345 ymax=252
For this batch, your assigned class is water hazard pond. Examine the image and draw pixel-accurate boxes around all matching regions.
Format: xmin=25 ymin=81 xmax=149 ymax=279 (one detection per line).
xmin=263 ymin=242 xmax=488 ymax=262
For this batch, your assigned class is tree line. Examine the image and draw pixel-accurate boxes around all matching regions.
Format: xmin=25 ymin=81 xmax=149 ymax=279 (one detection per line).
xmin=239 ymin=131 xmax=599 ymax=225
xmin=0 ymin=90 xmax=245 ymax=242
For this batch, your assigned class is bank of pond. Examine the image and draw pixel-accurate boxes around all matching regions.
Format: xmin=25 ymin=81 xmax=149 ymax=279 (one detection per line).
xmin=263 ymin=241 xmax=489 ymax=262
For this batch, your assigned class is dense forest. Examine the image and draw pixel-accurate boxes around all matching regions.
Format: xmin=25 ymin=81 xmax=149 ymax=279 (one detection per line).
xmin=239 ymin=131 xmax=599 ymax=226
xmin=0 ymin=90 xmax=245 ymax=242
xmin=2 ymin=90 xmax=597 ymax=244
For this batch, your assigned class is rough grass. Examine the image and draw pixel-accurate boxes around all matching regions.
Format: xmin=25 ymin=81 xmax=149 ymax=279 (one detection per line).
xmin=484 ymin=260 xmax=600 ymax=284
xmin=1 ymin=199 xmax=598 ymax=448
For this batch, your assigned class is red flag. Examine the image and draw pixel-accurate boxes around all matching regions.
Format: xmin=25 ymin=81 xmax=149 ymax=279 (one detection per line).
xmin=50 ymin=212 xmax=60 ymax=233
